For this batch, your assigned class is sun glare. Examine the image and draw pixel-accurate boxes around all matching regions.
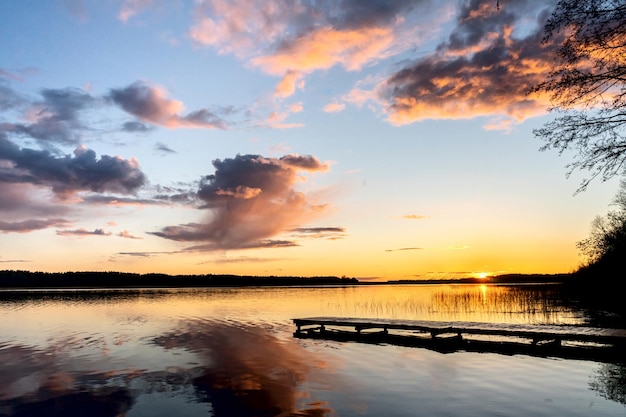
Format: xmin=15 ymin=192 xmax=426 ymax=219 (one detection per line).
xmin=477 ymin=272 xmax=489 ymax=279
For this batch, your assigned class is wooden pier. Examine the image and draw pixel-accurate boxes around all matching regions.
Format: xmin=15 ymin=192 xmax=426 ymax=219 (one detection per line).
xmin=293 ymin=317 xmax=626 ymax=362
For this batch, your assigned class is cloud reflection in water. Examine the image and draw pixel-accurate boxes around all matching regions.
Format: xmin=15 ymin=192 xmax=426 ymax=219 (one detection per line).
xmin=0 ymin=319 xmax=333 ymax=417
xmin=153 ymin=319 xmax=333 ymax=416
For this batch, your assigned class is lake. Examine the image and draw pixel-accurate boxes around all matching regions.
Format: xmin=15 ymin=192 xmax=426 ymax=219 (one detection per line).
xmin=0 ymin=283 xmax=624 ymax=416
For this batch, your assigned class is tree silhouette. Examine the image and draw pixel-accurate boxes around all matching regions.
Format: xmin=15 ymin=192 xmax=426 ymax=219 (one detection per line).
xmin=577 ymin=179 xmax=626 ymax=273
xmin=532 ymin=0 xmax=626 ymax=192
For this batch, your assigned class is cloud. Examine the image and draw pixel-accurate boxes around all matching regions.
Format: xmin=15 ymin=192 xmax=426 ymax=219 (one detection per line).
xmin=0 ymin=137 xmax=147 ymax=198
xmin=385 ymin=247 xmax=423 ymax=252
xmin=2 ymin=87 xmax=97 ymax=145
xmin=262 ymin=109 xmax=304 ymax=129
xmin=0 ymin=82 xmax=26 ymax=111
xmin=0 ymin=79 xmax=239 ymax=143
xmin=0 ymin=182 xmax=73 ymax=235
xmin=56 ymin=228 xmax=112 ymax=237
xmin=117 ymin=251 xmax=169 ymax=257
xmin=118 ymin=0 xmax=154 ymax=22
xmin=0 ymin=68 xmax=27 ymax=82
xmin=323 ymin=102 xmax=346 ymax=113
xmin=63 ymin=0 xmax=89 ymax=21
xmin=403 ymin=214 xmax=429 ymax=220
xmin=118 ymin=230 xmax=143 ymax=239
xmin=251 ymin=26 xmax=396 ymax=75
xmin=79 ymin=195 xmax=167 ymax=207
xmin=289 ymin=102 xmax=303 ymax=113
xmin=152 ymin=154 xmax=330 ymax=250
xmin=189 ymin=0 xmax=439 ymax=98
xmin=274 ymin=70 xmax=304 ymax=98
xmin=380 ymin=0 xmax=558 ymax=127
xmin=154 ymin=142 xmax=176 ymax=154
xmin=210 ymin=256 xmax=283 ymax=264
xmin=290 ymin=226 xmax=347 ymax=240
xmin=183 ymin=239 xmax=298 ymax=252
xmin=109 ymin=82 xmax=227 ymax=129
xmin=121 ymin=121 xmax=153 ymax=133
xmin=0 ymin=182 xmax=69 ymax=218
xmin=0 ymin=218 xmax=70 ymax=233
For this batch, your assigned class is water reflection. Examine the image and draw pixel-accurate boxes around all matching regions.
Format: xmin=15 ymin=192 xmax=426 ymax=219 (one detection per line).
xmin=0 ymin=285 xmax=624 ymax=416
xmin=154 ymin=320 xmax=332 ymax=416
xmin=0 ymin=318 xmax=333 ymax=417
xmin=429 ymin=284 xmax=579 ymax=324
xmin=0 ymin=284 xmax=584 ymax=325
xmin=324 ymin=284 xmax=582 ymax=324
xmin=2 ymin=388 xmax=133 ymax=417
xmin=590 ymin=363 xmax=626 ymax=405
xmin=0 ymin=340 xmax=135 ymax=416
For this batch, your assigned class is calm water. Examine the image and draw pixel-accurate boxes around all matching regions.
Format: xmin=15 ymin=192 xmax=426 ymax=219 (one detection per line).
xmin=0 ymin=284 xmax=624 ymax=416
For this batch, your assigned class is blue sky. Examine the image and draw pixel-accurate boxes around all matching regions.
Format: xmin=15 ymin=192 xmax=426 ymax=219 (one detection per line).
xmin=0 ymin=0 xmax=620 ymax=280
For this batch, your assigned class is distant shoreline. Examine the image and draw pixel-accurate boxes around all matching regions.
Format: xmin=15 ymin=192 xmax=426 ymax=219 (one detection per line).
xmin=0 ymin=270 xmax=569 ymax=290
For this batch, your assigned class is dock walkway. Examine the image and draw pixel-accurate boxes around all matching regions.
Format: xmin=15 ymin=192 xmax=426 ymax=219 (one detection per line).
xmin=292 ymin=317 xmax=626 ymax=362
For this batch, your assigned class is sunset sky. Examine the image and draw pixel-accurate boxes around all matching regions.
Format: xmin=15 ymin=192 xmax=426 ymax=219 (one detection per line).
xmin=0 ymin=0 xmax=620 ymax=280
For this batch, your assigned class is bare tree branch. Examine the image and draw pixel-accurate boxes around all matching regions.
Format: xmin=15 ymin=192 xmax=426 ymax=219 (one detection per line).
xmin=532 ymin=0 xmax=626 ymax=192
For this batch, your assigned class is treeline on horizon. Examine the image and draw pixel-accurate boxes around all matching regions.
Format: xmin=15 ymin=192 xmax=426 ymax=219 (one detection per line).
xmin=0 ymin=270 xmax=358 ymax=289
xmin=0 ymin=270 xmax=574 ymax=289
xmin=387 ymin=273 xmax=572 ymax=285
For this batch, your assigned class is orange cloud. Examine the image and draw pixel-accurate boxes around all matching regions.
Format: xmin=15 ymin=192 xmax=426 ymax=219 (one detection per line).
xmin=253 ymin=26 xmax=396 ymax=99
xmin=252 ymin=26 xmax=394 ymax=75
xmin=274 ymin=70 xmax=304 ymax=98
xmin=380 ymin=2 xmax=559 ymax=128
xmin=188 ymin=1 xmax=438 ymax=100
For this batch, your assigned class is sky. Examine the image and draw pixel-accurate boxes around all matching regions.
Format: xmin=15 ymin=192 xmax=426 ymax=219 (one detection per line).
xmin=0 ymin=0 xmax=621 ymax=281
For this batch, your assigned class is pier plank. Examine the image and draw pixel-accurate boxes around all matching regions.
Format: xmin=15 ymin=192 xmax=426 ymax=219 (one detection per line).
xmin=293 ymin=317 xmax=626 ymax=347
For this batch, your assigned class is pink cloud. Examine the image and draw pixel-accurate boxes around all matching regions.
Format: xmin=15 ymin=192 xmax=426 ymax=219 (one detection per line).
xmin=152 ymin=154 xmax=331 ymax=250
xmin=118 ymin=230 xmax=143 ymax=239
xmin=323 ymin=102 xmax=345 ymax=113
xmin=0 ymin=218 xmax=70 ymax=233
xmin=118 ymin=0 xmax=154 ymax=22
